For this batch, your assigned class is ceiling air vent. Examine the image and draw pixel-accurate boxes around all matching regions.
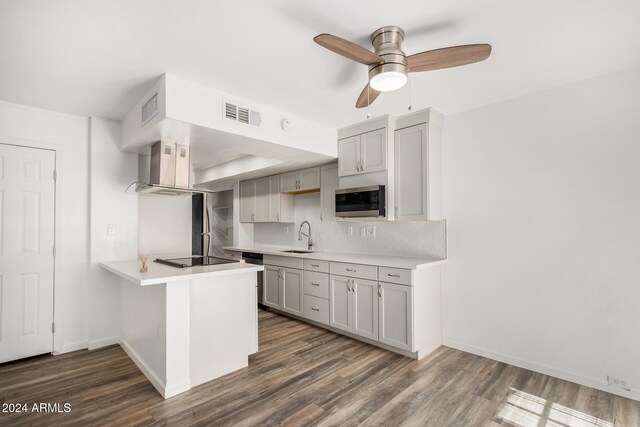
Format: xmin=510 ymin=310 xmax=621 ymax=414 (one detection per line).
xmin=224 ymin=101 xmax=261 ymax=127
xmin=141 ymin=93 xmax=159 ymax=125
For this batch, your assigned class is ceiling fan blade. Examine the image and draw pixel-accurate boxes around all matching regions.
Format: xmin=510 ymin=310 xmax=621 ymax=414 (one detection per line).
xmin=356 ymin=83 xmax=381 ymax=108
xmin=407 ymin=44 xmax=492 ymax=73
xmin=314 ymin=34 xmax=383 ymax=66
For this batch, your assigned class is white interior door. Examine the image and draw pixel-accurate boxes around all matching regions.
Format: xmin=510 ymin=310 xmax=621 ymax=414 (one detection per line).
xmin=0 ymin=144 xmax=55 ymax=363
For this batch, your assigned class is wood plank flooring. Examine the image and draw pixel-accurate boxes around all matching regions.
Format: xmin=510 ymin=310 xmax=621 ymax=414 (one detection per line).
xmin=1 ymin=310 xmax=638 ymax=426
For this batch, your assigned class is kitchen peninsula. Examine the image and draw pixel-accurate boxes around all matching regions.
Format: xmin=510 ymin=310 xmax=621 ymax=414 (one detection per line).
xmin=100 ymin=259 xmax=263 ymax=398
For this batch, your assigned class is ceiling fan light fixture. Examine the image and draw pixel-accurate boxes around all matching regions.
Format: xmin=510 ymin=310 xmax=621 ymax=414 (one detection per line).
xmin=368 ymin=62 xmax=408 ymax=92
xmin=370 ymin=71 xmax=407 ymax=92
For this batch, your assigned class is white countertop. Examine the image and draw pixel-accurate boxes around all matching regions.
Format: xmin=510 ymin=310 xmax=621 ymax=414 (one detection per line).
xmin=100 ymin=259 xmax=263 ymax=286
xmin=223 ymin=246 xmax=447 ymax=270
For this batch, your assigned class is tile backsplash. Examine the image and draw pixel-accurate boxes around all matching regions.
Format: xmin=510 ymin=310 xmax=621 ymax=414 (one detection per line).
xmin=253 ymin=193 xmax=447 ymax=259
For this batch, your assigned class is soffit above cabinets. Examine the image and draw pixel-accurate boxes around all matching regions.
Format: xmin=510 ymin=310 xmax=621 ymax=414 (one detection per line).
xmin=120 ymin=74 xmax=337 ymax=186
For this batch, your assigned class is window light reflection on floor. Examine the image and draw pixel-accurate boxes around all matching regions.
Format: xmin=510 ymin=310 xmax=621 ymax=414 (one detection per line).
xmin=496 ymin=387 xmax=613 ymax=427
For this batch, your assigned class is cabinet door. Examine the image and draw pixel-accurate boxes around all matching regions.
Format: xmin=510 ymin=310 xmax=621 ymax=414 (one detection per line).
xmin=280 ymin=171 xmax=298 ymax=193
xmin=298 ymin=167 xmax=320 ymax=191
xmin=263 ymin=265 xmax=281 ymax=309
xmin=329 ymin=275 xmax=353 ymax=333
xmin=394 ymin=124 xmax=428 ymax=220
xmin=378 ymin=282 xmax=413 ymax=351
xmin=320 ymin=163 xmax=338 ymax=221
xmin=352 ymin=278 xmax=379 ymax=340
xmin=254 ymin=178 xmax=269 ymax=222
xmin=281 ymin=267 xmax=303 ymax=316
xmin=360 ymin=128 xmax=387 ymax=174
xmin=239 ymin=180 xmax=255 ymax=223
xmin=268 ymin=175 xmax=280 ymax=222
xmin=329 ymin=276 xmax=353 ymax=332
xmin=338 ymin=136 xmax=361 ymax=177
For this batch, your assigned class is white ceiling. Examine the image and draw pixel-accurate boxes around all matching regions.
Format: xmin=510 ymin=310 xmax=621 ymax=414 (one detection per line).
xmin=1 ymin=0 xmax=639 ymax=129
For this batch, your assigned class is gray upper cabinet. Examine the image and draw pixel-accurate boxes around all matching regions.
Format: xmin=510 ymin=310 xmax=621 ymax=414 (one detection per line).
xmin=240 ymin=180 xmax=256 ymax=222
xmin=338 ymin=128 xmax=387 ymax=177
xmin=360 ymin=129 xmax=387 ymax=174
xmin=280 ymin=167 xmax=321 ymax=193
xmin=320 ymin=163 xmax=338 ymax=221
xmin=338 ymin=135 xmax=360 ymax=177
xmin=240 ymin=175 xmax=294 ymax=223
xmin=394 ymin=120 xmax=442 ymax=221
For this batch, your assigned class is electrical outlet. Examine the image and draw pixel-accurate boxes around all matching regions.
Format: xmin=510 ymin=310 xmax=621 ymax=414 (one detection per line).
xmin=107 ymin=223 xmax=116 ymax=236
xmin=366 ymin=225 xmax=376 ymax=237
xmin=608 ymin=375 xmax=631 ymax=391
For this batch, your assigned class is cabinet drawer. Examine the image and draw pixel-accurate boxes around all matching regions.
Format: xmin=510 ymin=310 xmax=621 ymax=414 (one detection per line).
xmin=304 ymin=258 xmax=329 ymax=273
xmin=303 ymin=295 xmax=329 ymax=325
xmin=379 ymin=267 xmax=412 ymax=286
xmin=303 ymin=271 xmax=329 ymax=299
xmin=264 ymin=255 xmax=304 ymax=269
xmin=330 ymin=262 xmax=377 ymax=281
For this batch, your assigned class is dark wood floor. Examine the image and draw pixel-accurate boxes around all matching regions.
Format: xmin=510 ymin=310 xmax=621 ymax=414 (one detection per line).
xmin=1 ymin=310 xmax=638 ymax=426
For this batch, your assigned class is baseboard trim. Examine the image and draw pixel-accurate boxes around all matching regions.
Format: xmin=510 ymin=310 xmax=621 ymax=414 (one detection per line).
xmin=88 ymin=336 xmax=119 ymax=350
xmin=119 ymin=338 xmax=167 ymax=398
xmin=442 ymin=338 xmax=640 ymax=402
xmin=58 ymin=341 xmax=88 ymax=354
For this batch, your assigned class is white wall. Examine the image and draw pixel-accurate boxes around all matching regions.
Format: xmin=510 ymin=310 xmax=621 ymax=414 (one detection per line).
xmin=88 ymin=117 xmax=138 ymax=348
xmin=253 ymin=192 xmax=447 ymax=259
xmin=138 ymin=196 xmax=192 ymax=256
xmin=0 ymin=101 xmax=90 ymax=353
xmin=442 ymin=66 xmax=640 ymax=400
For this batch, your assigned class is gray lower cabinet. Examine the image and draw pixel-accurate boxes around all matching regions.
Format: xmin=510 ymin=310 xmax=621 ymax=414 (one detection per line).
xmin=378 ymin=282 xmax=413 ymax=351
xmin=329 ymin=275 xmax=378 ymax=340
xmin=281 ymin=267 xmax=303 ymax=316
xmin=263 ymin=264 xmax=303 ymax=316
xmin=263 ymin=265 xmax=281 ymax=309
xmin=329 ymin=275 xmax=352 ymax=332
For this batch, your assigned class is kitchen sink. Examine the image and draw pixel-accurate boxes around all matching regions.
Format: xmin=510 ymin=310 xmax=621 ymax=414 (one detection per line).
xmin=280 ymin=250 xmax=314 ymax=254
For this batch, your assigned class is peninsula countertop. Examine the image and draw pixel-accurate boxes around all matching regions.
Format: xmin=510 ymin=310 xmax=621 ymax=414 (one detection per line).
xmin=100 ymin=259 xmax=264 ymax=286
xmin=223 ymin=246 xmax=447 ymax=270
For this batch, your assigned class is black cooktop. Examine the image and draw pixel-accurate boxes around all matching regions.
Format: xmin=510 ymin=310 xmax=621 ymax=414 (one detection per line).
xmin=154 ymin=256 xmax=238 ymax=269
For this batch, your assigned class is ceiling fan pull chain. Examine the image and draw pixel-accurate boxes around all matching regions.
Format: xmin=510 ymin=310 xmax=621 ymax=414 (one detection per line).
xmin=408 ymin=75 xmax=412 ymax=111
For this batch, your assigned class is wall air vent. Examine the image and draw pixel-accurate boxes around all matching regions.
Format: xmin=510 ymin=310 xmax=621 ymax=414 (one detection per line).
xmin=225 ymin=102 xmax=237 ymax=121
xmin=224 ymin=101 xmax=262 ymax=127
xmin=141 ymin=93 xmax=159 ymax=125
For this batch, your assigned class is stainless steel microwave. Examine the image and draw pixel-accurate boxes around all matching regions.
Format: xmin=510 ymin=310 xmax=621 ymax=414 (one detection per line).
xmin=335 ymin=185 xmax=386 ymax=218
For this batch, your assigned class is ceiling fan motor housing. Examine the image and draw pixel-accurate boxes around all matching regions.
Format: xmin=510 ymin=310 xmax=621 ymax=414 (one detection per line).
xmin=368 ymin=26 xmax=409 ymax=88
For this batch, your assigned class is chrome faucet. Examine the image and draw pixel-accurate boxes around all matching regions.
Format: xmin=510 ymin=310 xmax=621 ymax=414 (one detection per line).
xmin=298 ymin=221 xmax=314 ymax=251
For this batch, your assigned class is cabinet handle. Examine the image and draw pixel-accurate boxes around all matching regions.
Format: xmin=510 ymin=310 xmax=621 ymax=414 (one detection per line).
xmin=311 ymin=264 xmax=320 ymax=267
xmin=378 ymin=284 xmax=382 ymax=298
xmin=387 ymin=273 xmax=400 ymax=278
xmin=311 ymin=307 xmax=320 ymax=312
xmin=346 ymin=268 xmax=356 ymax=272
xmin=311 ymin=282 xmax=320 ymax=286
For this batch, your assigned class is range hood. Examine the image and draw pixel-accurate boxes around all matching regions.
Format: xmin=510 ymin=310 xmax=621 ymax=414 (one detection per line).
xmin=127 ymin=140 xmax=215 ymax=197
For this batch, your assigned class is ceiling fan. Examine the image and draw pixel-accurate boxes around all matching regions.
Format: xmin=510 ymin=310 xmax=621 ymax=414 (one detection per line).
xmin=314 ymin=26 xmax=492 ymax=108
